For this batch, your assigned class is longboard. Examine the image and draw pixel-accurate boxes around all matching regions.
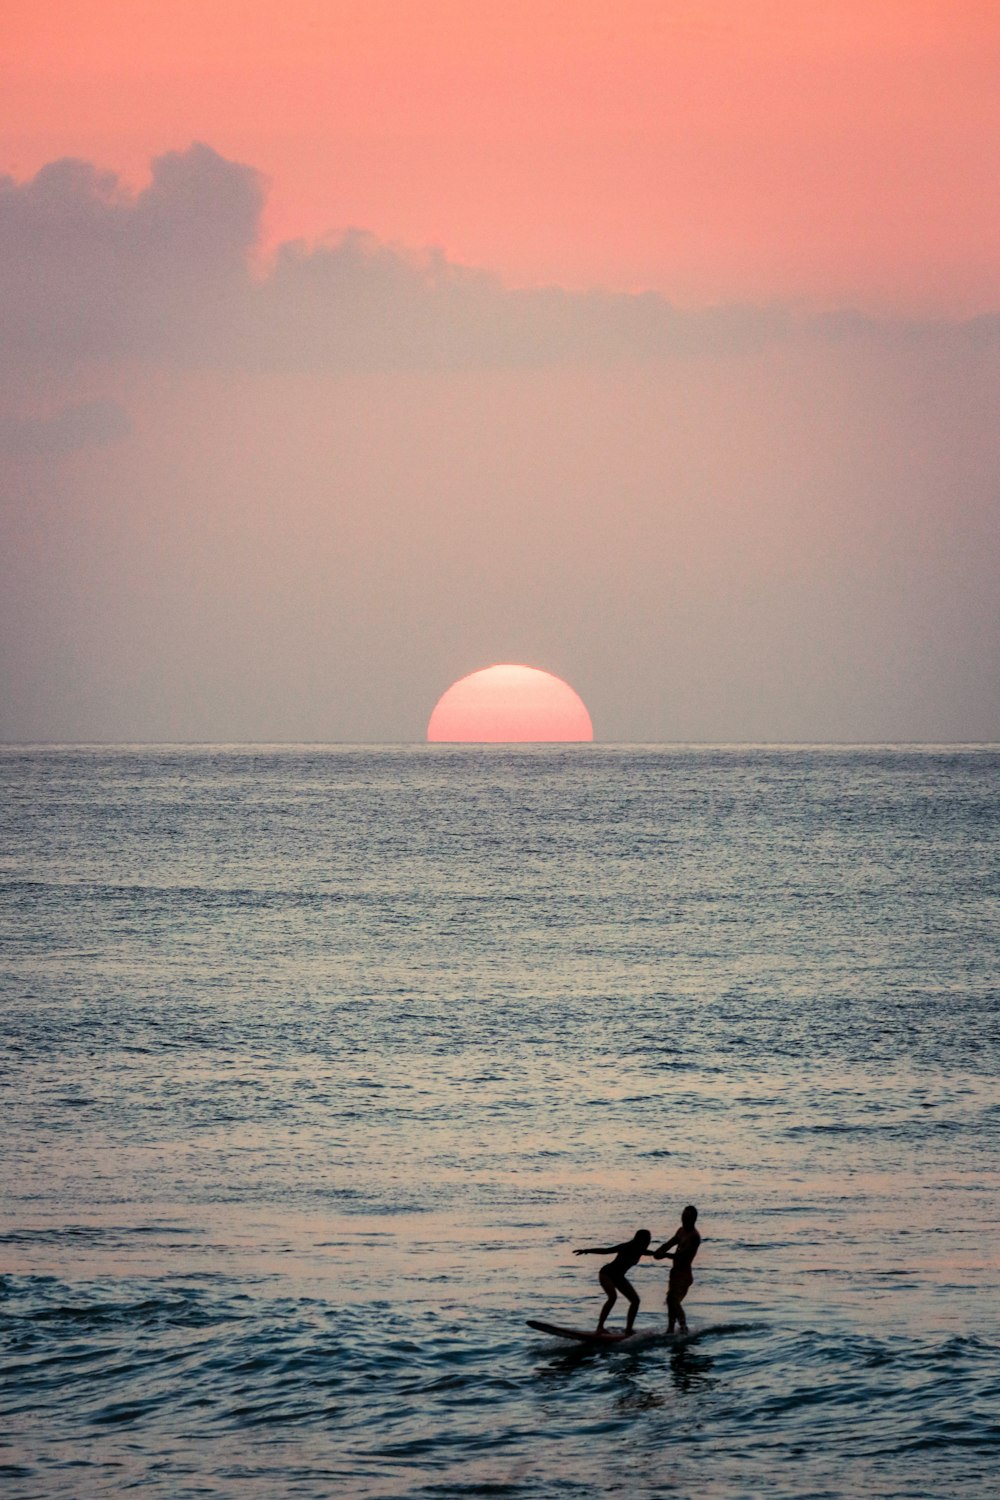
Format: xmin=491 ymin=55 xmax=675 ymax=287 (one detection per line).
xmin=527 ymin=1319 xmax=634 ymax=1345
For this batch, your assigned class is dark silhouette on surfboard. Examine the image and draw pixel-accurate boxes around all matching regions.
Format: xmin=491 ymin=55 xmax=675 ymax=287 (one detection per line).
xmin=653 ymin=1204 xmax=701 ymax=1334
xmin=528 ymin=1229 xmax=655 ymax=1343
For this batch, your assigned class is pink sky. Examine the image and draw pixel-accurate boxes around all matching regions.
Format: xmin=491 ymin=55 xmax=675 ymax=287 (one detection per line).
xmin=1 ymin=2 xmax=998 ymax=742
xmin=4 ymin=0 xmax=999 ymax=313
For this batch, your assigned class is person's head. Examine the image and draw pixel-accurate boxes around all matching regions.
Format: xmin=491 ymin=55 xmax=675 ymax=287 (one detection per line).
xmin=634 ymin=1229 xmax=652 ymax=1249
xmin=681 ymin=1205 xmax=698 ymax=1228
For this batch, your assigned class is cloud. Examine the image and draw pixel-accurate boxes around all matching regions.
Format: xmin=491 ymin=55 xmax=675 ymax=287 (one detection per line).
xmin=246 ymin=230 xmax=802 ymax=370
xmin=0 ymin=398 xmax=133 ymax=457
xmin=0 ymin=143 xmax=795 ymax=371
xmin=9 ymin=142 xmax=992 ymax=378
xmin=0 ymin=144 xmax=264 ymax=366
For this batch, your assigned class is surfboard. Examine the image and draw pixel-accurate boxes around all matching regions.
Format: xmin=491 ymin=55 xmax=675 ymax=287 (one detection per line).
xmin=526 ymin=1319 xmax=635 ymax=1345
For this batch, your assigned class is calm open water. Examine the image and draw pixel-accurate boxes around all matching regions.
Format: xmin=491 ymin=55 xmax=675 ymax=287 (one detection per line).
xmin=1 ymin=745 xmax=999 ymax=1499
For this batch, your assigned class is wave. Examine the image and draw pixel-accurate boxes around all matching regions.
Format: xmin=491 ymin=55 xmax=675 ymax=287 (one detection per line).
xmin=2 ymin=1277 xmax=998 ymax=1497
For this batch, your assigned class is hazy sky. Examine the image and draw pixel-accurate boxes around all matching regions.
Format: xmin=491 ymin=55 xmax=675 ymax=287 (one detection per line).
xmin=2 ymin=1 xmax=998 ymax=742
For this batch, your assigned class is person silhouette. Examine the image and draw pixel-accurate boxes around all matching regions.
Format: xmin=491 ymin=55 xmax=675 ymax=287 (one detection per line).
xmin=654 ymin=1205 xmax=701 ymax=1334
xmin=573 ymin=1228 xmax=655 ymax=1334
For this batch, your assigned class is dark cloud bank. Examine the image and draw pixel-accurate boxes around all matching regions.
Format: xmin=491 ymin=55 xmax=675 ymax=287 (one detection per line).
xmin=3 ymin=141 xmax=996 ymax=384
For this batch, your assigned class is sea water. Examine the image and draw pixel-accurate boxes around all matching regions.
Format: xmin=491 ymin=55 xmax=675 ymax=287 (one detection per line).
xmin=1 ymin=745 xmax=998 ymax=1498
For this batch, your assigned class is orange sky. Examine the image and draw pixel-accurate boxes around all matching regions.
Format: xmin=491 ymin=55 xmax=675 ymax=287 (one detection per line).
xmin=4 ymin=0 xmax=999 ymax=313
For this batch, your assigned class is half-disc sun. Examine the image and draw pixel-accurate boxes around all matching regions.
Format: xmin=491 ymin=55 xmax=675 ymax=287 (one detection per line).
xmin=427 ymin=664 xmax=594 ymax=743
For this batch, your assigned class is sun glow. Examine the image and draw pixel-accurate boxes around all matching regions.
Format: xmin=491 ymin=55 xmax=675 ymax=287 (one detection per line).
xmin=427 ymin=664 xmax=594 ymax=743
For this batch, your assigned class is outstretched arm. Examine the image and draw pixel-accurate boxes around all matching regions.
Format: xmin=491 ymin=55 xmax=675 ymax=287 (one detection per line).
xmin=653 ymin=1232 xmax=679 ymax=1260
xmin=573 ymin=1245 xmax=615 ymax=1256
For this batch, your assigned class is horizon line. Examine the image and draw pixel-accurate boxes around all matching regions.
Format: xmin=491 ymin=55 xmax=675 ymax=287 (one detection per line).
xmin=2 ymin=740 xmax=998 ymax=752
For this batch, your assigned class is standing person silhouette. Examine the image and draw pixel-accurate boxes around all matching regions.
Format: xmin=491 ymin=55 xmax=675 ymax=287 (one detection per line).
xmin=654 ymin=1205 xmax=701 ymax=1334
xmin=573 ymin=1229 xmax=654 ymax=1334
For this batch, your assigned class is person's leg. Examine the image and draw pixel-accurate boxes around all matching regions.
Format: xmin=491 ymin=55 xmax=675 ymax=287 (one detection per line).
xmin=620 ymin=1276 xmax=640 ymax=1333
xmin=596 ymin=1267 xmax=617 ymax=1331
xmin=668 ymin=1280 xmax=689 ymax=1334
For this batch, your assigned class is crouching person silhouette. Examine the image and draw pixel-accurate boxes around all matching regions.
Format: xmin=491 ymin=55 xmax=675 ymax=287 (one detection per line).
xmin=573 ymin=1229 xmax=654 ymax=1335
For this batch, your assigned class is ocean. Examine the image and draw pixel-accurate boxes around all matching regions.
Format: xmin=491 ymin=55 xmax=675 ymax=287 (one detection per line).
xmin=1 ymin=745 xmax=998 ymax=1498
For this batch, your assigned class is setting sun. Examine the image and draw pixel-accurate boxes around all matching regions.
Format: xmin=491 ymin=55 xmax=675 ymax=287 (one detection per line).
xmin=426 ymin=664 xmax=594 ymax=743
